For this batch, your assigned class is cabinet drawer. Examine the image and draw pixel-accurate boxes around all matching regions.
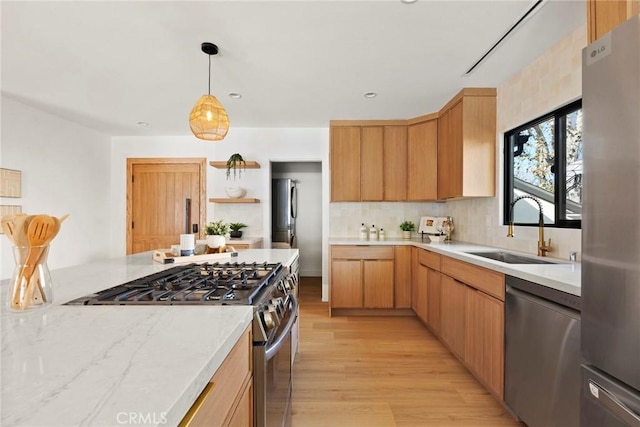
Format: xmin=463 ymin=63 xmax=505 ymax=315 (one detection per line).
xmin=331 ymin=245 xmax=394 ymax=260
xmin=418 ymin=249 xmax=441 ymax=271
xmin=180 ymin=326 xmax=252 ymax=427
xmin=441 ymin=256 xmax=505 ymax=301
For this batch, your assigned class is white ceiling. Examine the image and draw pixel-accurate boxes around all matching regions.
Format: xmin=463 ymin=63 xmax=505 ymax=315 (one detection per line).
xmin=1 ymin=0 xmax=585 ymax=137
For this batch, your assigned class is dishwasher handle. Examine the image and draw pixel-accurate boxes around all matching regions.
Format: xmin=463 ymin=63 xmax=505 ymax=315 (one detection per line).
xmin=588 ymin=380 xmax=640 ymax=426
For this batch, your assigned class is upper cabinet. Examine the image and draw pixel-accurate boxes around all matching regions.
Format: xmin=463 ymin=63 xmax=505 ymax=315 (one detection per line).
xmin=407 ymin=114 xmax=438 ymax=201
xmin=330 ymin=121 xmax=408 ymax=202
xmin=330 ymin=126 xmax=361 ymax=202
xmin=330 ymin=88 xmax=495 ymax=202
xmin=437 ymin=88 xmax=496 ymax=200
xmin=587 ymin=0 xmax=639 ymax=43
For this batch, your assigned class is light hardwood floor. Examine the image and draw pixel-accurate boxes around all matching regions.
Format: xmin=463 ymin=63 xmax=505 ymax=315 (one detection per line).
xmin=291 ymin=277 xmax=522 ymax=427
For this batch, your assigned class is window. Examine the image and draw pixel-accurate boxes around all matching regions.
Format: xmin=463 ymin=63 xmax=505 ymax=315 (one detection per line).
xmin=504 ymin=100 xmax=582 ymax=229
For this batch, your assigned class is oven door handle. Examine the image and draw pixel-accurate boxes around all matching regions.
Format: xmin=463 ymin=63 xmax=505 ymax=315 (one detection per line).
xmin=265 ymin=294 xmax=298 ymax=361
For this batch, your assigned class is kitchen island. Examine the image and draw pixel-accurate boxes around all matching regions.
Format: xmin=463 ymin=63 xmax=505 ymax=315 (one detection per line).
xmin=1 ymin=248 xmax=298 ymax=427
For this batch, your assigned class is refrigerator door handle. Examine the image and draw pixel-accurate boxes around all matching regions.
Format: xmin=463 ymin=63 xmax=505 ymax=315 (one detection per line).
xmin=290 ymin=186 xmax=297 ymax=219
xmin=588 ymin=380 xmax=640 ymax=426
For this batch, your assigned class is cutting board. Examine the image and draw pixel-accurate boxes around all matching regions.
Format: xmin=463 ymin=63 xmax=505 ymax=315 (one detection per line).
xmin=153 ymin=249 xmax=238 ymax=264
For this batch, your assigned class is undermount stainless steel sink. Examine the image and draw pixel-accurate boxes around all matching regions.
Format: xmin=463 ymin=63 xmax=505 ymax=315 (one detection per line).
xmin=464 ymin=251 xmax=567 ymax=265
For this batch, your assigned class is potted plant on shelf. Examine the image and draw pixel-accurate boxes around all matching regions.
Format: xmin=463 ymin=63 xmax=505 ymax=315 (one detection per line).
xmin=229 ymin=222 xmax=248 ymax=239
xmin=400 ymin=220 xmax=416 ymax=240
xmin=226 ymin=153 xmax=246 ymax=180
xmin=205 ymin=219 xmax=230 ymax=248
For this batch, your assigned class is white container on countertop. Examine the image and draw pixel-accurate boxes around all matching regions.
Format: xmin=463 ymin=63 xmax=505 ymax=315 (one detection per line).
xmin=369 ymin=225 xmax=378 ymax=241
xmin=379 ymin=228 xmax=385 ymax=240
xmin=359 ymin=223 xmax=368 ymax=240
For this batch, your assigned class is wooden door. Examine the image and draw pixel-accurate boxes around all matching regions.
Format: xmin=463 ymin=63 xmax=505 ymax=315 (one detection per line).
xmin=330 ymin=126 xmax=361 ymax=201
xmin=331 ymin=260 xmax=363 ymax=308
xmin=426 ymin=268 xmax=442 ymax=335
xmin=465 ymin=288 xmax=504 ymax=399
xmin=441 ymin=275 xmax=466 ymax=359
xmin=363 ymin=260 xmax=394 ymax=308
xmin=437 ymin=108 xmax=451 ymax=199
xmin=360 ymin=126 xmax=384 ymax=201
xmin=407 ymin=119 xmax=438 ymax=201
xmin=394 ymin=245 xmax=412 ymax=308
xmin=127 ymin=158 xmax=206 ymax=254
xmin=383 ymin=125 xmax=407 ymax=201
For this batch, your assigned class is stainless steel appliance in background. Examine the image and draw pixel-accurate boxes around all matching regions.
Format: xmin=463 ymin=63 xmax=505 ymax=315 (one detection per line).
xmin=582 ymin=15 xmax=640 ymax=427
xmin=272 ymin=178 xmax=297 ymax=249
xmin=505 ymin=275 xmax=581 ymax=427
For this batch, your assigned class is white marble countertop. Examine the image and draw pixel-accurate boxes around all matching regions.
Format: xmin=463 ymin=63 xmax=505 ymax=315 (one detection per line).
xmin=329 ymin=238 xmax=581 ymax=296
xmin=1 ymin=248 xmax=299 ymax=427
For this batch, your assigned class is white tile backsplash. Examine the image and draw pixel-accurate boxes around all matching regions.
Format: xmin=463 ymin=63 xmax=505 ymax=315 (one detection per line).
xmin=330 ymin=202 xmax=445 ymax=239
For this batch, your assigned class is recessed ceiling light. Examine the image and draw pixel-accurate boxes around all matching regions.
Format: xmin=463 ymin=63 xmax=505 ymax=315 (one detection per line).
xmin=401 ymin=0 xmax=418 ymax=3
xmin=363 ymin=92 xmax=378 ymax=99
xmin=137 ymin=121 xmax=149 ymax=126
xmin=228 ymin=92 xmax=242 ymax=99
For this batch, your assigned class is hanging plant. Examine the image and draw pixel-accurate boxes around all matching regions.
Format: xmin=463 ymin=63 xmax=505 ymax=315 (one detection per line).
xmin=226 ymin=153 xmax=246 ymax=180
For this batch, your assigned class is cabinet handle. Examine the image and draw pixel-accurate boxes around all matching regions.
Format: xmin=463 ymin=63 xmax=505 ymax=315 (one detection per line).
xmin=179 ymin=381 xmax=216 ymax=427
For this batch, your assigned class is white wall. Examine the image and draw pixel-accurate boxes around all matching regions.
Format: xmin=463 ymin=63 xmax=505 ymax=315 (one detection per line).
xmin=273 ymin=162 xmax=322 ymax=277
xmin=110 ymin=128 xmax=331 ymax=296
xmin=0 ymin=96 xmax=111 ymax=280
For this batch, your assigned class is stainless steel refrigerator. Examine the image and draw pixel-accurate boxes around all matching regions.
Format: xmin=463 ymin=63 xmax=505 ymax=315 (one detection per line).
xmin=582 ymin=15 xmax=640 ymax=427
xmin=272 ymin=178 xmax=297 ymax=248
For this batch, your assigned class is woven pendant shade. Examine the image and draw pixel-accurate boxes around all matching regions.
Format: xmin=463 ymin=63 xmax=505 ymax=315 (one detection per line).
xmin=189 ymin=95 xmax=229 ymax=141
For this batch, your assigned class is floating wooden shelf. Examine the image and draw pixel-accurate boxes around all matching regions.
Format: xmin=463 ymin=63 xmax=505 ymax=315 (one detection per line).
xmin=209 ymin=198 xmax=260 ymax=204
xmin=209 ymin=161 xmax=261 ymax=169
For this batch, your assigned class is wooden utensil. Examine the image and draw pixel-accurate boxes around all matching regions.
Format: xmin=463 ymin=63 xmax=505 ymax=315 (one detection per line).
xmin=17 ymin=215 xmax=60 ymax=309
xmin=25 ymin=215 xmax=65 ymax=305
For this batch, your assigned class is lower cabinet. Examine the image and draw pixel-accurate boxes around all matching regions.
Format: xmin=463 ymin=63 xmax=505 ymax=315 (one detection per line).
xmin=465 ymin=287 xmax=504 ymax=399
xmin=413 ymin=263 xmax=428 ymax=323
xmin=330 ymin=245 xmax=395 ymax=310
xmin=426 ymin=268 xmax=442 ymax=335
xmin=180 ymin=326 xmax=253 ymax=427
xmin=440 ymin=275 xmax=467 ymax=360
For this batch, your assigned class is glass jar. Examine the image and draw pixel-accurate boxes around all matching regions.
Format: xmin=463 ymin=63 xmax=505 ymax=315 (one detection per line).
xmin=7 ymin=245 xmax=53 ymax=311
xmin=443 ymin=216 xmax=455 ymax=242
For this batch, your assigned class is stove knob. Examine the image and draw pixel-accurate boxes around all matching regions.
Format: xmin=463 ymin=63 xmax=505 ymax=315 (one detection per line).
xmin=268 ymin=303 xmax=282 ymax=323
xmin=262 ymin=311 xmax=276 ymax=330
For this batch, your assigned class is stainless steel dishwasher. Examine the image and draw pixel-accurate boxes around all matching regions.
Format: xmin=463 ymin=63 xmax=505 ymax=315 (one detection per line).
xmin=505 ymin=275 xmax=581 ymax=427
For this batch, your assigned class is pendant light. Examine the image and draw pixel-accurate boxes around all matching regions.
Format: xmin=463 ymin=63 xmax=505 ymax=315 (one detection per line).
xmin=189 ymin=42 xmax=229 ymax=141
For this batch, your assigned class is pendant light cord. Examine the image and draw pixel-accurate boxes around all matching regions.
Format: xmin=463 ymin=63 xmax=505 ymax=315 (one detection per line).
xmin=208 ymin=54 xmax=211 ymax=96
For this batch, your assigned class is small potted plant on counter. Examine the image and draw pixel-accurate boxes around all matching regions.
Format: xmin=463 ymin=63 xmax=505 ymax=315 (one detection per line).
xmin=400 ymin=220 xmax=416 ymax=240
xmin=205 ymin=219 xmax=230 ymax=248
xmin=229 ymin=222 xmax=248 ymax=239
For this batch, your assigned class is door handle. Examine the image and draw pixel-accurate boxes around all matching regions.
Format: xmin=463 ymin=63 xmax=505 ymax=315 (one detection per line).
xmin=185 ymin=198 xmax=191 ymax=234
xmin=588 ymin=380 xmax=640 ymax=426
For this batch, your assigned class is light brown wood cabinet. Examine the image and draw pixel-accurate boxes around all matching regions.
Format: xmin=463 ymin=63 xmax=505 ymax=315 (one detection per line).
xmin=440 ymin=275 xmax=467 ymax=360
xmin=439 ymin=255 xmax=505 ymax=400
xmin=413 ymin=263 xmax=429 ymax=323
xmin=465 ymin=287 xmax=504 ymax=400
xmin=330 ymin=122 xmax=409 ymax=202
xmin=383 ymin=126 xmax=408 ymax=201
xmin=361 ymin=126 xmax=384 ymax=201
xmin=330 ymin=126 xmax=361 ymax=201
xmin=394 ymin=245 xmax=412 ymax=308
xmin=437 ymin=88 xmax=496 ymax=200
xmin=330 ymin=245 xmax=395 ymax=310
xmin=426 ymin=268 xmax=442 ymax=335
xmin=588 ymin=0 xmax=639 ymax=43
xmin=407 ymin=116 xmax=438 ymax=201
xmin=180 ymin=326 xmax=252 ymax=427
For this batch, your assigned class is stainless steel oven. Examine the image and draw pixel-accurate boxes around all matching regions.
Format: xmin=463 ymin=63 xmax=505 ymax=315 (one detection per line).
xmin=254 ymin=292 xmax=298 ymax=427
xmin=65 ymin=260 xmax=299 ymax=427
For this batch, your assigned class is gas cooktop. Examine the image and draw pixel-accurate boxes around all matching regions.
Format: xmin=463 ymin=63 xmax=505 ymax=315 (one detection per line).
xmin=66 ymin=262 xmax=284 ymax=306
